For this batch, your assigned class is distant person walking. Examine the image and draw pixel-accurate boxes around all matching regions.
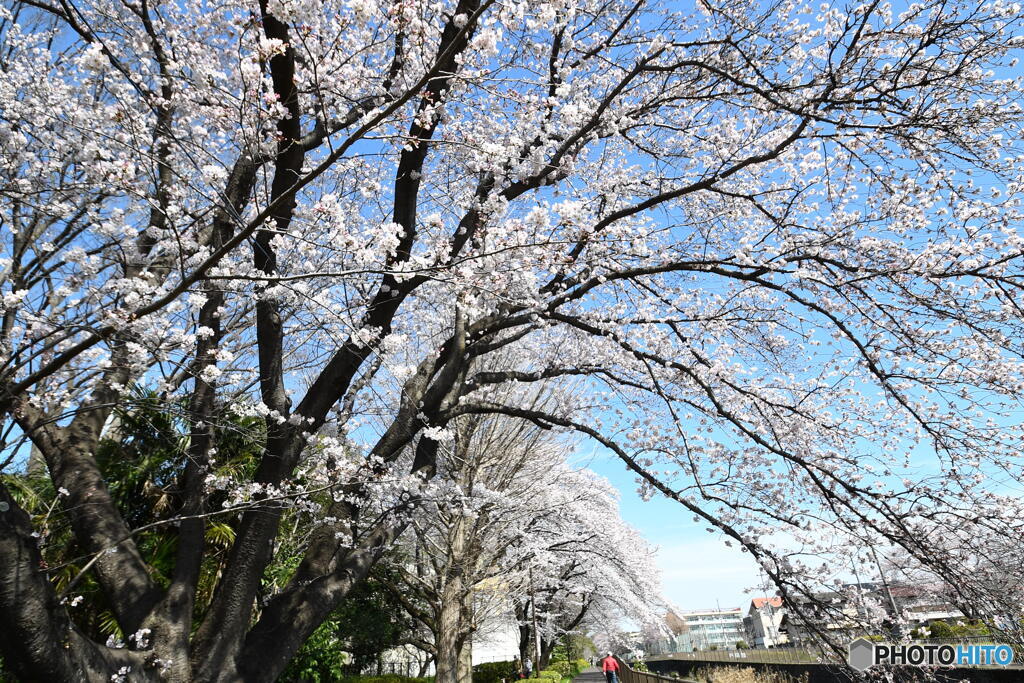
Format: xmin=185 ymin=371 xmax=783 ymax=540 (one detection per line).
xmin=601 ymin=653 xmax=620 ymax=683
xmin=523 ymin=657 xmax=533 ymax=679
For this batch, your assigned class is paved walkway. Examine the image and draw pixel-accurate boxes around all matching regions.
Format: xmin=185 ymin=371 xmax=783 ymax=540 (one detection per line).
xmin=573 ymin=665 xmax=698 ymax=683
xmin=570 ymin=669 xmax=605 ymax=683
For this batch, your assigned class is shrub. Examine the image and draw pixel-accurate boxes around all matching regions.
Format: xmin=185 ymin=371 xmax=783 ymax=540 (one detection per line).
xmin=957 ymin=619 xmax=991 ymax=637
xmin=929 ymin=620 xmax=956 ymax=639
xmin=280 ymin=621 xmax=348 ymax=683
xmin=546 ymin=661 xmax=573 ymax=677
xmin=473 ymin=661 xmax=520 ymax=683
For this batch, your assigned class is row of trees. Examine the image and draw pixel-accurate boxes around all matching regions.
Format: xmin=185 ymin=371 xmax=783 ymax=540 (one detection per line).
xmin=385 ymin=405 xmax=661 ymax=673
xmin=1 ymin=0 xmax=1024 ymax=678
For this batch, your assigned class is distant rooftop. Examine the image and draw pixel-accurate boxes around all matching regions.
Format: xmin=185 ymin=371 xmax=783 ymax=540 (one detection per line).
xmin=751 ymin=597 xmax=783 ymax=609
xmin=679 ymin=607 xmax=743 ymax=615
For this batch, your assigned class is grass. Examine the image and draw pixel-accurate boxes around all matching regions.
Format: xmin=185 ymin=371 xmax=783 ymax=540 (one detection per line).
xmin=688 ymin=666 xmax=809 ymax=683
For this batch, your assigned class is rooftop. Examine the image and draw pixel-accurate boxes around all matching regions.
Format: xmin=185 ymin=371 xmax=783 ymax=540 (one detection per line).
xmin=751 ymin=597 xmax=783 ymax=610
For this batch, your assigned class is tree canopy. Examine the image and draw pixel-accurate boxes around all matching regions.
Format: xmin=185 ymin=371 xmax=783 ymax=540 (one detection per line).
xmin=0 ymin=0 xmax=1023 ymax=679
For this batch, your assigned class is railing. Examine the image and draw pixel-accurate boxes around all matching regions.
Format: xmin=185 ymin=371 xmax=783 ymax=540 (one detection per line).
xmin=646 ymin=637 xmax=1024 ymax=669
xmin=616 ymin=658 xmax=698 ymax=683
xmin=650 ymin=647 xmax=836 ymax=666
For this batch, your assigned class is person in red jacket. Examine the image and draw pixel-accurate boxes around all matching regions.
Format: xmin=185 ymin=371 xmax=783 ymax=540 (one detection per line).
xmin=601 ymin=652 xmax=620 ymax=683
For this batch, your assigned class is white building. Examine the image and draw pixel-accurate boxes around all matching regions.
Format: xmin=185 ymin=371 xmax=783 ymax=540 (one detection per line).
xmin=743 ymin=597 xmax=787 ymax=648
xmin=641 ymin=609 xmax=694 ymax=655
xmin=679 ymin=608 xmax=746 ymax=650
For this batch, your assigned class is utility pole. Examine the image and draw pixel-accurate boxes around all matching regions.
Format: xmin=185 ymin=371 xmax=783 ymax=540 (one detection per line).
xmin=869 ymin=545 xmax=899 ymax=614
xmin=869 ymin=544 xmax=902 ymax=639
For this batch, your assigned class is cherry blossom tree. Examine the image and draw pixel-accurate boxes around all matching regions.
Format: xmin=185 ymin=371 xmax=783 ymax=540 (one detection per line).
xmin=382 ymin=410 xmax=563 ymax=683
xmin=1 ymin=0 xmax=1024 ymax=679
xmin=385 ymin=401 xmax=662 ymax=681
xmin=508 ymin=465 xmax=664 ymax=667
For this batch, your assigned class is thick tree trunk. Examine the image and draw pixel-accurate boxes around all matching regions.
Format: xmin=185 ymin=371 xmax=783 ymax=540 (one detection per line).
xmin=516 ymin=602 xmax=532 ymax=668
xmin=434 ymin=578 xmax=466 ymax=683
xmin=13 ymin=381 xmax=160 ymax=637
xmin=456 ymin=636 xmax=473 ymax=683
xmin=435 ymin=511 xmax=471 ymax=683
xmin=539 ymin=638 xmax=553 ymax=669
xmin=231 ymin=515 xmax=408 ymax=682
xmin=0 ymin=483 xmax=152 ymax=682
xmin=457 ymin=588 xmax=474 ymax=683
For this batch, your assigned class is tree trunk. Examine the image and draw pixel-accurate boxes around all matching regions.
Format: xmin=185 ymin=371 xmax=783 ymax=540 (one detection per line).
xmin=0 ymin=483 xmax=153 ymax=682
xmin=418 ymin=656 xmax=434 ymax=678
xmin=457 ymin=636 xmax=473 ymax=683
xmin=539 ymin=637 xmax=553 ymax=669
xmin=434 ymin=574 xmax=466 ymax=683
xmin=457 ymin=589 xmax=474 ymax=683
xmin=435 ymin=511 xmax=471 ymax=683
xmin=516 ymin=602 xmax=531 ymax=666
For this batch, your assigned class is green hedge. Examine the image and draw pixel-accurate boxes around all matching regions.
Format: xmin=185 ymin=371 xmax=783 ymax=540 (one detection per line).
xmin=928 ymin=619 xmax=991 ymax=639
xmin=473 ymin=661 xmax=520 ymax=683
xmin=471 ymin=657 xmax=584 ymax=683
xmin=546 ymin=661 xmax=573 ymax=677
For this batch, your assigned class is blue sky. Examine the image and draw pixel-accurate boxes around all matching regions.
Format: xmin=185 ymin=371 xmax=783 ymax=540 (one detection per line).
xmin=577 ymin=447 xmax=764 ymax=613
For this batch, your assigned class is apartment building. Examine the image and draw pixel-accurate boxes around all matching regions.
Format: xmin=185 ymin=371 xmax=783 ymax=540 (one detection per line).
xmin=680 ymin=607 xmax=747 ymax=650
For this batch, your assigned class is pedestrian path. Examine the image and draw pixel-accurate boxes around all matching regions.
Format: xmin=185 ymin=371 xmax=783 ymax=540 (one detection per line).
xmin=570 ymin=669 xmax=605 ymax=683
xmin=574 ymin=664 xmax=699 ymax=683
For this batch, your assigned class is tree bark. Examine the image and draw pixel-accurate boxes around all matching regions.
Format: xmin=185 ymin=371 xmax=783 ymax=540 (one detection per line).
xmin=539 ymin=638 xmax=553 ymax=669
xmin=0 ymin=483 xmax=148 ymax=682
xmin=234 ymin=518 xmax=410 ymax=682
xmin=435 ymin=500 xmax=480 ymax=683
xmin=517 ymin=602 xmax=531 ymax=667
xmin=434 ymin=557 xmax=467 ymax=682
xmin=456 ymin=634 xmax=473 ymax=683
xmin=13 ymin=376 xmax=160 ymax=636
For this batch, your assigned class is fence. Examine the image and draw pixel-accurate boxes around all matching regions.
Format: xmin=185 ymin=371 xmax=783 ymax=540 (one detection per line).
xmin=652 ymin=647 xmax=835 ymax=666
xmin=341 ymin=660 xmax=423 ymax=677
xmin=474 ymin=655 xmax=521 ymax=664
xmin=617 ymin=658 xmax=698 ymax=683
xmin=646 ymin=636 xmax=1024 ymax=672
